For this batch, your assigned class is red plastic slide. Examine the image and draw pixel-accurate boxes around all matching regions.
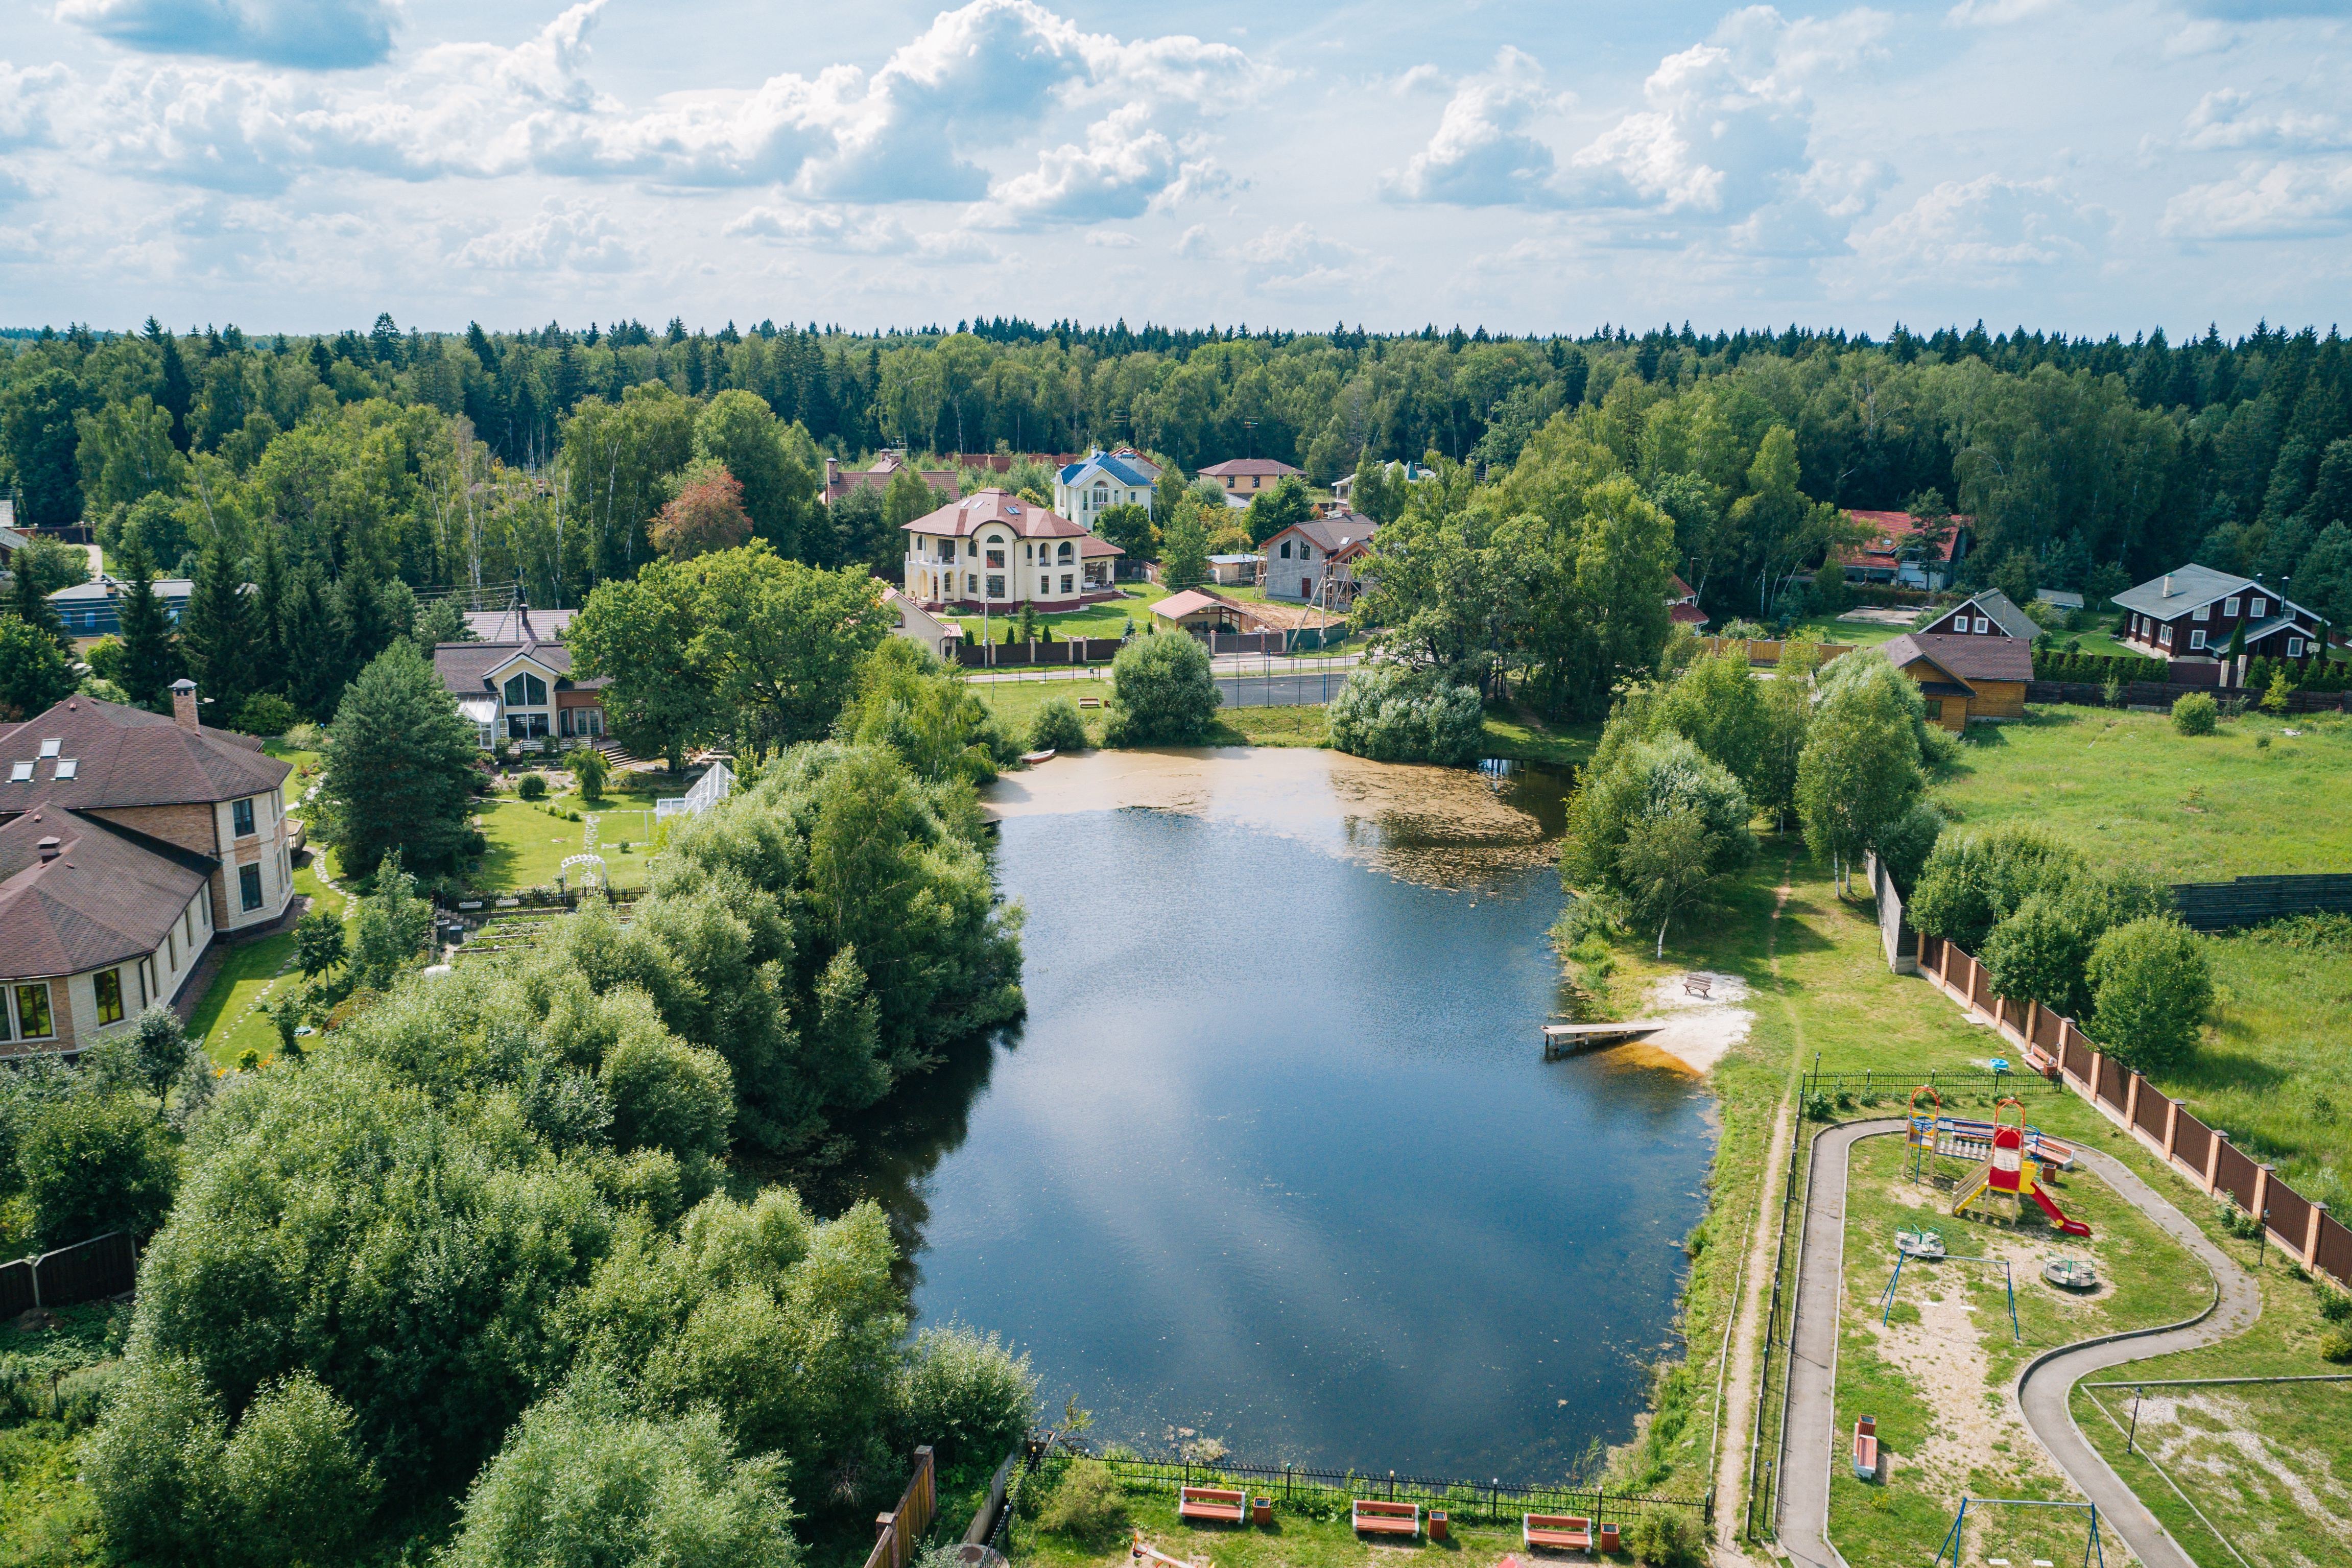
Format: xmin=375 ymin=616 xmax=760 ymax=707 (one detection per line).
xmin=2032 ymin=1186 xmax=2092 ymax=1238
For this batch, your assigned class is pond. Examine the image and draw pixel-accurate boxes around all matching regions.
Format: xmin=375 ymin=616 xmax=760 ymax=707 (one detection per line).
xmin=816 ymin=749 xmax=1717 ymax=1482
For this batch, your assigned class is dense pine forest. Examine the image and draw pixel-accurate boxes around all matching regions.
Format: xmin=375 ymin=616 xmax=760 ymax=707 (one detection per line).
xmin=4 ymin=313 xmax=2349 ymax=671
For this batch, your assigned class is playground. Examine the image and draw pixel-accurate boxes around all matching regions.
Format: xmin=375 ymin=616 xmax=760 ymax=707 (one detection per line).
xmin=1817 ymin=1120 xmax=2217 ymax=1568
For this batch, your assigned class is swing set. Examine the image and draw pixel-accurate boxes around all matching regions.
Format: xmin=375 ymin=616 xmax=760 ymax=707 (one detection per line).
xmin=1931 ymin=1496 xmax=2105 ymax=1568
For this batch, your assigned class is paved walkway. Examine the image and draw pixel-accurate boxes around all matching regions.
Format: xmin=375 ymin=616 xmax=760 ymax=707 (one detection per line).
xmin=1775 ymin=1122 xmax=2261 ymax=1568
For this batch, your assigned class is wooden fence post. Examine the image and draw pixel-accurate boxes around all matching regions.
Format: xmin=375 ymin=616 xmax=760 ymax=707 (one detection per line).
xmin=2206 ymin=1131 xmax=2229 ymax=1197
xmin=2024 ymin=998 xmax=2040 ymax=1051
xmin=2087 ymin=1050 xmax=2104 ymax=1106
xmin=2163 ymin=1099 xmax=2181 ymax=1164
xmin=2308 ymin=1203 xmax=2330 ymax=1269
xmin=2252 ymin=1165 xmax=2273 ymax=1231
xmin=2123 ymin=1071 xmax=2141 ymax=1129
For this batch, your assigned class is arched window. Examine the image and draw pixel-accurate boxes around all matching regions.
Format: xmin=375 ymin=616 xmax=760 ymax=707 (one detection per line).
xmin=503 ymin=672 xmax=548 ymax=706
xmin=1057 ymin=541 xmax=1074 ymax=562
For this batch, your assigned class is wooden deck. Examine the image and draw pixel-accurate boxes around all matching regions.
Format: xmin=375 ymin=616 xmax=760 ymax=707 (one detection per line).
xmin=1541 ymin=1020 xmax=1666 ymax=1058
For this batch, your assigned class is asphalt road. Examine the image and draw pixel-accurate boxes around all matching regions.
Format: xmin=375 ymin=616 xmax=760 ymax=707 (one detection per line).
xmin=1215 ymin=672 xmax=1347 ymax=706
xmin=1775 ymin=1121 xmax=2262 ymax=1568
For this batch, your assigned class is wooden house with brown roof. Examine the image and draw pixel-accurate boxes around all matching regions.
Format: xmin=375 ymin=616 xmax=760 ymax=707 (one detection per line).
xmin=1878 ymin=633 xmax=2032 ymax=729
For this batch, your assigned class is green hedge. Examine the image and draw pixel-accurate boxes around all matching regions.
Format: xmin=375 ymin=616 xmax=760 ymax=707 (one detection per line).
xmin=2029 ymin=651 xmax=2169 ymax=684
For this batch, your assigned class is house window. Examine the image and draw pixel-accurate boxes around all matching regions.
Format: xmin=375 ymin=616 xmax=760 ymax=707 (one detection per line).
xmin=240 ymin=864 xmax=264 ymax=912
xmin=14 ymin=983 xmax=52 ymax=1039
xmin=2224 ymin=597 xmax=2240 ymax=616
xmin=94 ymin=967 xmax=124 ymax=1026
xmin=507 ymin=712 xmax=551 ymax=739
xmin=986 ymin=549 xmax=1005 ymax=568
xmin=1973 ymin=617 xmax=1988 ymax=633
xmin=2160 ymin=625 xmax=2173 ymax=646
xmin=966 ymin=574 xmax=978 ymax=593
xmin=233 ymin=797 xmax=256 ymax=837
xmin=2288 ymin=637 xmax=2305 ymax=657
xmin=1093 ymin=486 xmax=1109 ymax=506
xmin=502 ymin=672 xmax=549 ymax=706
xmin=1279 ymin=540 xmax=1291 ymax=559
xmin=2190 ymin=630 xmax=2206 ymax=650
xmin=986 ymin=575 xmax=1005 ymax=598
xmin=1252 ymin=475 xmax=1262 ymax=489
xmin=1057 ymin=541 xmax=1073 ymax=562
xmin=2193 ymin=603 xmax=2209 ymax=621
xmin=1061 ymin=574 xmax=1074 ymax=594
xmin=2251 ymin=598 xmax=2267 ymax=617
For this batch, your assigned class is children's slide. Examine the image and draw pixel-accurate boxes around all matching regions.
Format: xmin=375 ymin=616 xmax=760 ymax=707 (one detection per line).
xmin=2031 ymin=1185 xmax=2092 ymax=1238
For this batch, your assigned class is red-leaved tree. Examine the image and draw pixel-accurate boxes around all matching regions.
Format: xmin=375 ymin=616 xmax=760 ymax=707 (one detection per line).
xmin=651 ymin=464 xmax=752 ymax=560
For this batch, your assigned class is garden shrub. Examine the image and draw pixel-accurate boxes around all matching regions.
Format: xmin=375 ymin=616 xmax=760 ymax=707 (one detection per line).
xmin=217 ymin=1372 xmax=381 ymax=1565
xmin=892 ymin=1324 xmax=1036 ymax=1465
xmin=1326 ymin=662 xmax=1485 ymax=766
xmin=1037 ymin=1460 xmax=1130 ymax=1545
xmin=2321 ymin=1326 xmax=2352 ymax=1364
xmin=2088 ymin=919 xmax=2214 ymax=1075
xmin=2171 ymin=692 xmax=2217 ymax=735
xmin=1628 ymin=1507 xmax=1702 ymax=1567
xmin=573 ymin=745 xmax=608 ymax=802
xmin=1872 ymin=801 xmax=1945 ymax=894
xmin=233 ymin=692 xmax=300 ymax=738
xmin=1103 ymin=633 xmax=1220 ymax=745
xmin=1028 ymin=697 xmax=1089 ymax=754
xmin=2316 ymin=1288 xmax=2352 ymax=1324
xmin=519 ymin=773 xmax=549 ymax=800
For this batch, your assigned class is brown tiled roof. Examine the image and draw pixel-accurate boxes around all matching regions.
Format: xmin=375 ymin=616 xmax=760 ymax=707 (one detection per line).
xmin=902 ymin=488 xmax=1088 ymax=540
xmin=1269 ymin=512 xmax=1379 ymax=557
xmin=0 ymin=697 xmax=288 ymax=811
xmin=1199 ymin=458 xmax=1303 ymax=478
xmin=0 ymin=803 xmax=213 ymax=978
xmin=1077 ymin=535 xmax=1125 ymax=558
xmin=1881 ymin=632 xmax=2033 ymax=684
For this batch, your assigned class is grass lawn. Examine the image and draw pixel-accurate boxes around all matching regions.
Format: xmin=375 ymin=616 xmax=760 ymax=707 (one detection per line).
xmin=950 ymin=585 xmax=1168 ymax=646
xmin=1824 ymin=1135 xmax=2209 ymax=1568
xmin=471 ymin=792 xmax=657 ymax=892
xmin=1931 ymin=706 xmax=2352 ymax=881
xmin=185 ymin=862 xmax=345 ymax=1068
xmin=1480 ymin=703 xmax=1600 ymax=771
xmin=2068 ymin=1241 xmax=2352 ymax=1568
xmin=265 ymin=744 xmax=323 ymax=811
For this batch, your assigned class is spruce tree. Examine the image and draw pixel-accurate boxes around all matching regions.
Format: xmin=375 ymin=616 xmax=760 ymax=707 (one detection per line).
xmin=286 ymin=559 xmax=344 ymax=720
xmin=322 ymin=642 xmax=481 ymax=876
xmin=181 ymin=534 xmax=255 ymax=717
xmin=10 ymin=559 xmax=70 ymax=650
xmin=114 ymin=542 xmax=182 ymax=710
xmin=335 ymin=553 xmax=391 ymax=684
xmin=251 ymin=527 xmax=289 ymax=683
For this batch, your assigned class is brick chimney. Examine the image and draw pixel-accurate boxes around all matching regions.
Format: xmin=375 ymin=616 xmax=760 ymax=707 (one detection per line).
xmin=171 ymin=677 xmax=200 ymax=731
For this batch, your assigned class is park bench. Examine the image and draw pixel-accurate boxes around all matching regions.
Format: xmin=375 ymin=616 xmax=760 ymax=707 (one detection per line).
xmin=1852 ymin=1416 xmax=1879 ymax=1481
xmin=1177 ymin=1487 xmax=1246 ymax=1527
xmin=1523 ymin=1514 xmax=1593 ymax=1552
xmin=1352 ymin=1500 xmax=1420 ymax=1537
xmin=1683 ymin=974 xmax=1712 ymax=998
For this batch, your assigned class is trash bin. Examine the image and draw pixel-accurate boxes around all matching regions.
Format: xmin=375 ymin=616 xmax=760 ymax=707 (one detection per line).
xmin=1600 ymin=1522 xmax=1620 ymax=1553
xmin=1251 ymin=1499 xmax=1272 ymax=1527
xmin=1429 ymin=1511 xmax=1448 ymax=1541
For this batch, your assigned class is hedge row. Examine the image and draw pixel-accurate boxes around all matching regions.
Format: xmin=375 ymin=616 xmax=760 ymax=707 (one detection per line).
xmin=2029 ymin=651 xmax=2170 ymax=684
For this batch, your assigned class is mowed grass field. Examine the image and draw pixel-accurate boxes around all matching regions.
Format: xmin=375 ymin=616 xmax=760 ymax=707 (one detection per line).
xmin=1932 ymin=706 xmax=2352 ymax=881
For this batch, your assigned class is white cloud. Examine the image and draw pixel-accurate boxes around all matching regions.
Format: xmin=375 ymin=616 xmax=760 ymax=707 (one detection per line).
xmin=2180 ymin=87 xmax=2349 ymax=152
xmin=1231 ymin=222 xmax=1388 ymax=293
xmin=722 ymin=204 xmax=997 ymax=265
xmin=1083 ymin=227 xmax=1139 ymax=247
xmin=1846 ymin=174 xmax=2105 ymax=280
xmin=983 ymin=104 xmax=1184 ymax=224
xmin=2163 ymin=160 xmax=2352 ymax=238
xmin=1381 ymin=47 xmax=1565 ymax=206
xmin=1944 ymin=0 xmax=2060 ymax=25
xmin=56 ymin=0 xmax=400 ymax=70
xmin=1559 ymin=8 xmax=1891 ymax=252
xmin=455 ymin=197 xmax=638 ymax=271
xmin=0 ymin=61 xmax=74 ymax=149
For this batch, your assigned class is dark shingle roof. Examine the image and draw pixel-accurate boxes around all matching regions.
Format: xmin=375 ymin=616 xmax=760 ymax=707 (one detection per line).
xmin=1271 ymin=512 xmax=1380 ymax=556
xmin=1881 ymin=632 xmax=2034 ymax=684
xmin=432 ymin=638 xmax=606 ymax=694
xmin=0 ymin=804 xmax=214 ymax=978
xmin=0 ymin=697 xmax=288 ymax=811
xmin=1199 ymin=458 xmax=1304 ymax=478
xmin=2111 ymin=563 xmax=2314 ymax=622
xmin=1936 ymin=588 xmax=2038 ymax=639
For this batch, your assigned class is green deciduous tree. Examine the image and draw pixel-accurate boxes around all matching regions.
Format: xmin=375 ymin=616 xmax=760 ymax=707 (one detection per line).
xmin=0 ymin=613 xmax=77 ymax=719
xmin=2087 ymin=918 xmax=2213 ymax=1075
xmin=1795 ymin=653 xmax=1927 ymax=894
xmin=1159 ymin=501 xmax=1209 ymax=589
xmin=1327 ymin=661 xmax=1485 ymax=765
xmin=833 ymin=638 xmax=1014 ymax=785
xmin=1095 ymin=501 xmax=1155 ymax=561
xmin=695 ymin=389 xmax=814 ymax=560
xmin=1244 ymin=474 xmax=1312 ymax=545
xmin=322 ymin=642 xmax=481 ymax=874
xmin=349 ymin=852 xmax=433 ymax=991
xmin=1562 ymin=734 xmax=1757 ymax=955
xmin=692 ymin=545 xmax=891 ymax=753
xmin=295 ymin=905 xmax=346 ymax=978
xmin=570 ymin=563 xmax=720 ymax=774
xmin=1103 ymin=629 xmax=1220 ymax=744
xmin=16 ymin=1091 xmax=178 ymax=1248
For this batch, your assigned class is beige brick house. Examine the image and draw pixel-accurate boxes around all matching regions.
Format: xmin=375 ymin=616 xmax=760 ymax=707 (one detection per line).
xmin=0 ymin=684 xmax=293 ymax=1055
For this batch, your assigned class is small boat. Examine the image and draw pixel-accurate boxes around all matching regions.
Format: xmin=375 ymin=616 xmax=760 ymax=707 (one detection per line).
xmin=1021 ymin=749 xmax=1056 ymax=764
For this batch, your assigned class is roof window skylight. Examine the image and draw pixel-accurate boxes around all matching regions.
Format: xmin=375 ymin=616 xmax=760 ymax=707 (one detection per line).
xmin=53 ymin=759 xmax=77 ymax=780
xmin=37 ymin=739 xmax=59 ymax=757
xmin=8 ymin=762 xmax=31 ymax=782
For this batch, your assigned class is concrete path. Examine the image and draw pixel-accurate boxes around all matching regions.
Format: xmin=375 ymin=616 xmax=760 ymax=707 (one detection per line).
xmin=1775 ymin=1118 xmax=1904 ymax=1568
xmin=1775 ymin=1123 xmax=2261 ymax=1568
xmin=2011 ymin=1144 xmax=2260 ymax=1568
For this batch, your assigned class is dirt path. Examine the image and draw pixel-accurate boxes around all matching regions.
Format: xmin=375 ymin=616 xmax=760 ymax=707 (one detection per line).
xmin=1709 ymin=856 xmax=1800 ymax=1567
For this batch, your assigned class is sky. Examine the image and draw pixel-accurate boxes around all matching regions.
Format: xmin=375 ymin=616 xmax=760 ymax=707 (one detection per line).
xmin=0 ymin=0 xmax=2346 ymax=337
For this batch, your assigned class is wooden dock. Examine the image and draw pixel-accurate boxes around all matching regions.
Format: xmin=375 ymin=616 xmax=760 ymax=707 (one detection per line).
xmin=1541 ymin=1020 xmax=1666 ymax=1059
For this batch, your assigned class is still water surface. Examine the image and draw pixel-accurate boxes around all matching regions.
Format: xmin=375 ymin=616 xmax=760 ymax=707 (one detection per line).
xmin=824 ymin=751 xmax=1716 ymax=1481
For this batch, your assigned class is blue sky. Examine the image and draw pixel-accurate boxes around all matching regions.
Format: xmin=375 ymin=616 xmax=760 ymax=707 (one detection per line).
xmin=1 ymin=1 xmax=2346 ymax=335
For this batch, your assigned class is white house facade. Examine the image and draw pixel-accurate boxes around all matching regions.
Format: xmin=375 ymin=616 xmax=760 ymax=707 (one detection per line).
xmin=1053 ymin=448 xmax=1160 ymax=527
xmin=902 ymin=489 xmax=1124 ymax=614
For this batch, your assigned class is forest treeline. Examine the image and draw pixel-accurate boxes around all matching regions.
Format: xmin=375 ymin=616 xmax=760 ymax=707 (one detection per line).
xmin=4 ymin=312 xmax=2350 ymax=642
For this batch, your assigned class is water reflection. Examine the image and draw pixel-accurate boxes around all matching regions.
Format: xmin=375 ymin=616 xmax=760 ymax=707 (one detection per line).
xmin=811 ymin=750 xmax=1713 ymax=1480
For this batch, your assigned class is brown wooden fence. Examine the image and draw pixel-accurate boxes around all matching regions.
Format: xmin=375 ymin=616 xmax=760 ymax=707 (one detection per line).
xmin=2168 ymin=874 xmax=2352 ymax=932
xmin=0 ymin=1231 xmax=138 ymax=1315
xmin=1912 ymin=932 xmax=2346 ymax=1293
xmin=862 ymin=1446 xmax=937 ymax=1568
xmin=2027 ymin=678 xmax=2351 ymax=713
